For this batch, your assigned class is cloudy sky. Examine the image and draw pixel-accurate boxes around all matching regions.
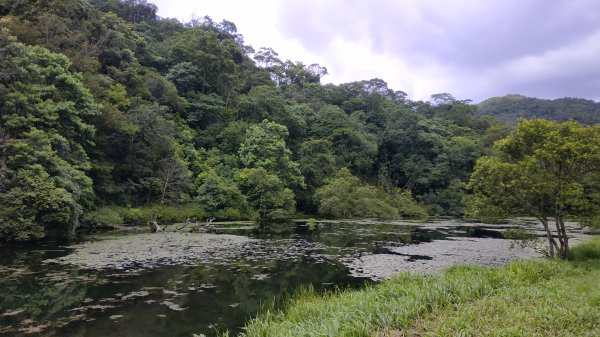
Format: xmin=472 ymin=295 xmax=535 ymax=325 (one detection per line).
xmin=152 ymin=0 xmax=600 ymax=102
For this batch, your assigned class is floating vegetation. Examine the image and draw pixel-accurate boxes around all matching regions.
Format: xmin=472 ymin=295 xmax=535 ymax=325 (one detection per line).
xmin=1 ymin=220 xmax=595 ymax=337
xmin=161 ymin=301 xmax=187 ymax=311
xmin=43 ymin=233 xmax=253 ymax=270
xmin=344 ymin=237 xmax=537 ymax=280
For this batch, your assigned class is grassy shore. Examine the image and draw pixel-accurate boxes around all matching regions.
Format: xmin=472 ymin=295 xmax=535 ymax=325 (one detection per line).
xmin=228 ymin=238 xmax=600 ymax=336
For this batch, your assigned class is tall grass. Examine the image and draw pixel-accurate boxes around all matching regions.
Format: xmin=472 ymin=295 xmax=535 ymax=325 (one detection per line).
xmin=230 ymin=238 xmax=600 ymax=337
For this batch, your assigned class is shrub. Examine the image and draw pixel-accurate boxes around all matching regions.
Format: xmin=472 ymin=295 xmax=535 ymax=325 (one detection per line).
xmin=569 ymin=237 xmax=600 ymax=261
xmin=81 ymin=207 xmax=124 ymax=228
xmin=123 ymin=208 xmax=144 ymax=226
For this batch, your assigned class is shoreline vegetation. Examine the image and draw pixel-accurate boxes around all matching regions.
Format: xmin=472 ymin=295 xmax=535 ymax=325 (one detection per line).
xmin=225 ymin=237 xmax=600 ymax=337
xmin=79 ymin=204 xmax=429 ymax=232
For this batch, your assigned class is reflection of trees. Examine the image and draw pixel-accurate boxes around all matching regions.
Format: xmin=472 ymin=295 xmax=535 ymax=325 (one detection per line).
xmin=0 ymin=221 xmax=495 ymax=336
xmin=177 ymin=257 xmax=370 ymax=335
xmin=0 ymin=262 xmax=88 ymax=332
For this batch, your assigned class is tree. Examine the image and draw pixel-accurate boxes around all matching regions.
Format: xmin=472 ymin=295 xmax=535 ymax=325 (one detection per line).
xmin=196 ymin=169 xmax=248 ymax=217
xmin=314 ymin=168 xmax=399 ymax=219
xmin=298 ymin=139 xmax=337 ymax=189
xmin=0 ymin=28 xmax=98 ymax=240
xmin=239 ymin=120 xmax=304 ymax=189
xmin=237 ymin=168 xmax=295 ymax=220
xmin=466 ymin=119 xmax=600 ymax=258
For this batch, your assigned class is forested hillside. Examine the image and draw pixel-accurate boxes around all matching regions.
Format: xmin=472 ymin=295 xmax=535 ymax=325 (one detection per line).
xmin=477 ymin=94 xmax=600 ymax=125
xmin=0 ymin=0 xmax=512 ymax=241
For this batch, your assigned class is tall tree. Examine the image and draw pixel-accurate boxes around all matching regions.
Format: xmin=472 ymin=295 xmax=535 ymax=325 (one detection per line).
xmin=466 ymin=119 xmax=600 ymax=258
xmin=239 ymin=120 xmax=304 ymax=189
xmin=0 ymin=28 xmax=99 ymax=240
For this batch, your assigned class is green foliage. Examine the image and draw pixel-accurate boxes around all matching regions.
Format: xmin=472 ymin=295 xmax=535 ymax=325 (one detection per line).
xmin=478 ymin=94 xmax=600 ymax=125
xmin=196 ymin=169 xmax=248 ymax=217
xmin=314 ymin=168 xmax=422 ymax=219
xmin=466 ymin=119 xmax=600 ymax=258
xmin=118 ymin=204 xmax=207 ymax=226
xmin=0 ymin=165 xmax=79 ymax=241
xmin=236 ymin=241 xmax=600 ymax=336
xmin=239 ymin=120 xmax=304 ymax=189
xmin=145 ymin=204 xmax=206 ymax=224
xmin=298 ymin=139 xmax=336 ymax=189
xmin=81 ymin=206 xmax=124 ymax=228
xmin=0 ymin=28 xmax=98 ymax=240
xmin=237 ymin=168 xmax=295 ymax=220
xmin=391 ymin=189 xmax=428 ymax=219
xmin=569 ymin=237 xmax=600 ymax=261
xmin=105 ymin=83 xmax=131 ymax=110
xmin=123 ymin=207 xmax=144 ymax=226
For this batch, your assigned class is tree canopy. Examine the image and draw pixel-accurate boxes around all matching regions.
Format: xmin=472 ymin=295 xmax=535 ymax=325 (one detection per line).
xmin=466 ymin=119 xmax=600 ymax=258
xmin=3 ymin=0 xmax=595 ymax=242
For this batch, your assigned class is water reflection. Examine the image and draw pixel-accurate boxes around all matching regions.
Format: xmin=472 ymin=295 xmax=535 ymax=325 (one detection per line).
xmin=0 ymin=219 xmax=591 ymax=336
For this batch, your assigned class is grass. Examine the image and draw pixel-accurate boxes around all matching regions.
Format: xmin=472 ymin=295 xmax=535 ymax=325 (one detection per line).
xmin=228 ymin=237 xmax=600 ymax=337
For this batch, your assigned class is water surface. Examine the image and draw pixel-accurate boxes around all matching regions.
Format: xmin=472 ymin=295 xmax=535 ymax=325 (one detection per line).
xmin=0 ymin=219 xmax=591 ymax=336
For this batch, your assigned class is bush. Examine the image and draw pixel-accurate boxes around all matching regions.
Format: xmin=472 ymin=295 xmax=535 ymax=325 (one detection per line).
xmin=391 ymin=189 xmax=428 ymax=219
xmin=123 ymin=208 xmax=144 ymax=226
xmin=314 ymin=168 xmax=424 ymax=219
xmin=151 ymin=204 xmax=206 ymax=224
xmin=81 ymin=207 xmax=124 ymax=228
xmin=569 ymin=237 xmax=600 ymax=261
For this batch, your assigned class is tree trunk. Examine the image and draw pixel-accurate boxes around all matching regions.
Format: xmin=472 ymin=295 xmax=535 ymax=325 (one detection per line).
xmin=558 ymin=216 xmax=569 ymax=259
xmin=554 ymin=215 xmax=565 ymax=257
xmin=160 ymin=172 xmax=171 ymax=205
xmin=148 ymin=213 xmax=163 ymax=233
xmin=540 ymin=218 xmax=558 ymax=258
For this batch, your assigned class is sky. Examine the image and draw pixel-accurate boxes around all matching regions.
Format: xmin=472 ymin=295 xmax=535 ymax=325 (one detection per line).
xmin=151 ymin=0 xmax=600 ymax=102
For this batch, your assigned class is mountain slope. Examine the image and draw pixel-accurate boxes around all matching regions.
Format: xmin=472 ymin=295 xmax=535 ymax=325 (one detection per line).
xmin=477 ymin=94 xmax=600 ymax=125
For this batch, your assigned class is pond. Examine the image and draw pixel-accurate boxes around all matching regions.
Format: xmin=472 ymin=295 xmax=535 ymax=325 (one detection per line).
xmin=0 ymin=219 xmax=592 ymax=336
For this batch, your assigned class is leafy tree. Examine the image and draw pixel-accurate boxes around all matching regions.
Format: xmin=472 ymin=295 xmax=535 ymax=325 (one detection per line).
xmin=168 ymin=26 xmax=241 ymax=99
xmin=298 ymin=139 xmax=337 ymax=189
xmin=296 ymin=139 xmax=337 ymax=212
xmin=466 ymin=119 xmax=600 ymax=258
xmin=166 ymin=62 xmax=206 ymax=95
xmin=0 ymin=28 xmax=98 ymax=240
xmin=314 ymin=168 xmax=398 ymax=219
xmin=196 ymin=169 xmax=248 ymax=217
xmin=0 ymin=165 xmax=80 ymax=241
xmin=330 ymin=128 xmax=377 ymax=175
xmin=239 ymin=120 xmax=304 ymax=189
xmin=237 ymin=168 xmax=295 ymax=220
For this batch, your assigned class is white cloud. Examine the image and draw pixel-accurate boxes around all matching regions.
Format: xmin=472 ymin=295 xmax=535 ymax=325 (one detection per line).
xmin=151 ymin=0 xmax=600 ymax=102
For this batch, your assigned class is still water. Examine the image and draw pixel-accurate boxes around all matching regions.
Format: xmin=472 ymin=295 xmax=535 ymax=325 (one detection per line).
xmin=0 ymin=219 xmax=589 ymax=336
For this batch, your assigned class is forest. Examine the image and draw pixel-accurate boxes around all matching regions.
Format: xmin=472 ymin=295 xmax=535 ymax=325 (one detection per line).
xmin=0 ymin=0 xmax=594 ymax=243
xmin=477 ymin=94 xmax=600 ymax=125
xmin=2 ymin=1 xmax=600 ymax=337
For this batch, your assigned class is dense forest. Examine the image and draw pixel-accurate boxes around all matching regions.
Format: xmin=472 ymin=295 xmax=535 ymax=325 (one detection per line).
xmin=478 ymin=94 xmax=600 ymax=125
xmin=4 ymin=0 xmax=589 ymax=242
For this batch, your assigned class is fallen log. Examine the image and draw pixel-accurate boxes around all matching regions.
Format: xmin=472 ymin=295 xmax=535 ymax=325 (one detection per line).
xmin=148 ymin=213 xmax=164 ymax=233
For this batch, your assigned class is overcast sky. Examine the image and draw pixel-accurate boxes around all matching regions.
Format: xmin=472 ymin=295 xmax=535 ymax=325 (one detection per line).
xmin=152 ymin=0 xmax=600 ymax=102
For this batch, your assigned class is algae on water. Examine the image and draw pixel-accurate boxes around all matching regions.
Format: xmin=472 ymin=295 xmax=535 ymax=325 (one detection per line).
xmin=44 ymin=233 xmax=253 ymax=270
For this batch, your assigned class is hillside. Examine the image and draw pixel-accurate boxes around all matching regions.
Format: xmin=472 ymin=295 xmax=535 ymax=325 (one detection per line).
xmin=477 ymin=94 xmax=600 ymax=125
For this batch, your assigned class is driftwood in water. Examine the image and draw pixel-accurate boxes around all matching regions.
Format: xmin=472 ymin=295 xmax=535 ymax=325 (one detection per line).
xmin=150 ymin=216 xmax=216 ymax=233
xmin=175 ymin=218 xmax=216 ymax=233
xmin=148 ymin=213 xmax=164 ymax=233
xmin=176 ymin=218 xmax=192 ymax=231
xmin=196 ymin=218 xmax=216 ymax=233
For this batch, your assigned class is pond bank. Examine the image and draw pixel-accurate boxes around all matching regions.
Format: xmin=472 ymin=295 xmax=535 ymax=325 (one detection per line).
xmin=233 ymin=237 xmax=600 ymax=336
